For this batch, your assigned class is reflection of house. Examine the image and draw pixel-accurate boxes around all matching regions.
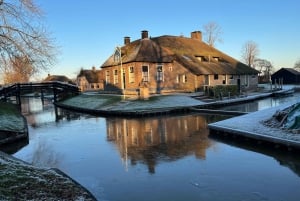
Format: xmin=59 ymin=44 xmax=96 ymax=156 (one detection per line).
xmin=106 ymin=115 xmax=213 ymax=173
xmin=100 ymin=30 xmax=259 ymax=95
xmin=76 ymin=67 xmax=103 ymax=91
xmin=43 ymin=74 xmax=74 ymax=84
xmin=271 ymin=68 xmax=300 ymax=84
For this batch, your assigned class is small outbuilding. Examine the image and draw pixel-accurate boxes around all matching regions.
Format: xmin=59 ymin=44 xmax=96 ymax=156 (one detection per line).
xmin=271 ymin=68 xmax=300 ymax=84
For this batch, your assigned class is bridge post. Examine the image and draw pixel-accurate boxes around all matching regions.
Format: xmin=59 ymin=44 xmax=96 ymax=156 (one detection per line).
xmin=41 ymin=89 xmax=45 ymax=105
xmin=16 ymin=83 xmax=21 ymax=110
xmin=53 ymin=83 xmax=57 ymax=102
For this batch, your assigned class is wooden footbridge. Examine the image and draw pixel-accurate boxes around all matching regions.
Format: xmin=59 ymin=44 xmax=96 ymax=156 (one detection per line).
xmin=0 ymin=81 xmax=80 ymax=105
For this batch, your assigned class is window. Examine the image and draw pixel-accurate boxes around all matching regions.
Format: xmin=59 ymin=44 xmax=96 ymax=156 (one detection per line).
xmin=129 ymin=66 xmax=134 ymax=73
xmin=105 ymin=71 xmax=110 ymax=84
xmin=214 ymin=74 xmax=219 ymax=80
xmin=229 ymin=75 xmax=234 ymax=79
xmin=244 ymin=75 xmax=249 ymax=86
xmin=129 ymin=66 xmax=135 ymax=83
xmin=213 ymin=57 xmax=219 ymax=62
xmin=182 ymin=74 xmax=187 ymax=83
xmin=196 ymin=56 xmax=205 ymax=61
xmin=169 ymin=66 xmax=173 ymax=71
xmin=114 ymin=70 xmax=118 ymax=84
xmin=204 ymin=75 xmax=209 ymax=85
xmin=157 ymin=65 xmax=163 ymax=81
xmin=142 ymin=65 xmax=149 ymax=82
xmin=176 ymin=75 xmax=180 ymax=83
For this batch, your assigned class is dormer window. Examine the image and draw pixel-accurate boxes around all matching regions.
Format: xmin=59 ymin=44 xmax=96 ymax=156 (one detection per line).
xmin=213 ymin=57 xmax=219 ymax=62
xmin=195 ymin=55 xmax=205 ymax=62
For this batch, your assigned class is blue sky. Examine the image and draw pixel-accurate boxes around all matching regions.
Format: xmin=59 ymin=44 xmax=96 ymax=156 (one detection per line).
xmin=36 ymin=0 xmax=300 ymax=79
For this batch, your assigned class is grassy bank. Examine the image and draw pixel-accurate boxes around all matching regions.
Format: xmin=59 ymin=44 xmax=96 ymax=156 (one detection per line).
xmin=60 ymin=93 xmax=204 ymax=111
xmin=0 ymin=102 xmax=25 ymax=132
xmin=0 ymin=152 xmax=96 ymax=200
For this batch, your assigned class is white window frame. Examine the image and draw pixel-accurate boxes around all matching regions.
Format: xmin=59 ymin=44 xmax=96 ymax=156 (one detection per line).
xmin=157 ymin=65 xmax=164 ymax=81
xmin=106 ymin=70 xmax=110 ymax=84
xmin=142 ymin=65 xmax=149 ymax=82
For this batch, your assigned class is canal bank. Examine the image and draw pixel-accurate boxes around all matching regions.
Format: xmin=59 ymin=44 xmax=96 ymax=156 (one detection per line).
xmin=208 ymin=101 xmax=300 ymax=151
xmin=0 ymin=101 xmax=97 ymax=200
xmin=55 ymin=91 xmax=273 ymax=117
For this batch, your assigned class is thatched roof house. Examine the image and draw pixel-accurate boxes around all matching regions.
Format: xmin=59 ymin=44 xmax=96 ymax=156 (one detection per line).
xmin=76 ymin=67 xmax=102 ymax=91
xmin=43 ymin=74 xmax=74 ymax=84
xmin=100 ymin=30 xmax=259 ymax=95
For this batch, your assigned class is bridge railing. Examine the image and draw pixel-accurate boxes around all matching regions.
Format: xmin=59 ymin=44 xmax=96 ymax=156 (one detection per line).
xmin=0 ymin=81 xmax=80 ymax=103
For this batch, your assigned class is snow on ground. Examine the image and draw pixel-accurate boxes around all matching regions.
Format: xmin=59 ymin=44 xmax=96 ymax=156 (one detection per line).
xmin=0 ymin=151 xmax=96 ymax=200
xmin=61 ymin=94 xmax=205 ymax=111
xmin=209 ymin=100 xmax=300 ymax=143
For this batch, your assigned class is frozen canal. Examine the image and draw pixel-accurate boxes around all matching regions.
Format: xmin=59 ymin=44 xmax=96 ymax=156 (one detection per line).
xmin=11 ymin=95 xmax=300 ymax=201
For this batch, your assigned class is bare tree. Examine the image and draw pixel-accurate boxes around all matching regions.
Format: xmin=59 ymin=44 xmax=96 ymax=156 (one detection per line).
xmin=254 ymin=58 xmax=273 ymax=82
xmin=241 ymin=41 xmax=259 ymax=67
xmin=0 ymin=0 xmax=56 ymax=84
xmin=294 ymin=58 xmax=300 ymax=71
xmin=203 ymin=22 xmax=223 ymax=47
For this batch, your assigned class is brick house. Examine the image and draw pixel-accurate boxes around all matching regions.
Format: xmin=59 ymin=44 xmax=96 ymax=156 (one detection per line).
xmin=44 ymin=74 xmax=74 ymax=84
xmin=76 ymin=66 xmax=103 ymax=91
xmin=100 ymin=30 xmax=259 ymax=95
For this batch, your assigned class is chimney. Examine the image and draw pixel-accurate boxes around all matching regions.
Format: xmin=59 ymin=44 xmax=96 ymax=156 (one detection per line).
xmin=191 ymin=31 xmax=202 ymax=41
xmin=141 ymin=30 xmax=148 ymax=39
xmin=124 ymin=36 xmax=130 ymax=45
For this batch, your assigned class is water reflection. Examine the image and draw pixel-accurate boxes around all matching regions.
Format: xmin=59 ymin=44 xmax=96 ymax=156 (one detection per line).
xmin=106 ymin=115 xmax=227 ymax=173
xmin=21 ymin=97 xmax=81 ymax=127
xmin=0 ymin=138 xmax=28 ymax=154
xmin=222 ymin=93 xmax=300 ymax=112
xmin=210 ymin=132 xmax=300 ymax=177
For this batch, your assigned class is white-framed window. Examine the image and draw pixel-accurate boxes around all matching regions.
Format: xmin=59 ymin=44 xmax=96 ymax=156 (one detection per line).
xmin=157 ymin=65 xmax=163 ymax=81
xmin=214 ymin=74 xmax=219 ymax=80
xmin=114 ymin=69 xmax=118 ymax=84
xmin=182 ymin=74 xmax=187 ymax=83
xmin=169 ymin=66 xmax=173 ymax=71
xmin=106 ymin=70 xmax=110 ymax=84
xmin=129 ymin=66 xmax=135 ymax=83
xmin=176 ymin=74 xmax=180 ymax=83
xmin=142 ymin=65 xmax=149 ymax=82
xmin=213 ymin=57 xmax=219 ymax=62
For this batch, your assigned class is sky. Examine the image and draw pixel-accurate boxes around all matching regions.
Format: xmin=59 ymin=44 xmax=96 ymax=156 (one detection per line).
xmin=35 ymin=0 xmax=300 ymax=80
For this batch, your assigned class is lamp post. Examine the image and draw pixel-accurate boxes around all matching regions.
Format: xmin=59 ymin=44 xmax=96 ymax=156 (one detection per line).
xmin=114 ymin=46 xmax=124 ymax=94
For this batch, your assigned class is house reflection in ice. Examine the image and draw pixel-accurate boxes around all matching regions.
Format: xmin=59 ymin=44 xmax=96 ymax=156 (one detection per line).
xmin=106 ymin=114 xmax=218 ymax=173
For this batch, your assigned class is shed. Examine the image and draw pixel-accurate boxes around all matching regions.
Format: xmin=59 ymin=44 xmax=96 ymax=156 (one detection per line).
xmin=271 ymin=68 xmax=300 ymax=84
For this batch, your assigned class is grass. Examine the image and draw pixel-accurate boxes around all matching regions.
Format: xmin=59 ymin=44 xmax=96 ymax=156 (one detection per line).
xmin=0 ymin=153 xmax=95 ymax=200
xmin=0 ymin=101 xmax=25 ymax=132
xmin=60 ymin=93 xmax=204 ymax=112
xmin=61 ymin=94 xmax=122 ymax=109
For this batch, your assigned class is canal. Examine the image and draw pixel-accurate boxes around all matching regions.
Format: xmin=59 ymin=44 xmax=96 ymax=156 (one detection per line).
xmin=11 ymin=94 xmax=300 ymax=201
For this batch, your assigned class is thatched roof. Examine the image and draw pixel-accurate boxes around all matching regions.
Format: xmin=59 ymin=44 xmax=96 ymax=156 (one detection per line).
xmin=43 ymin=75 xmax=74 ymax=84
xmin=101 ymin=34 xmax=259 ymax=75
xmin=77 ymin=69 xmax=99 ymax=83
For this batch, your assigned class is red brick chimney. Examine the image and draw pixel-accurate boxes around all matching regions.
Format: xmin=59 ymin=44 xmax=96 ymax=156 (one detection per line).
xmin=141 ymin=30 xmax=148 ymax=39
xmin=191 ymin=31 xmax=202 ymax=41
xmin=124 ymin=36 xmax=130 ymax=45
